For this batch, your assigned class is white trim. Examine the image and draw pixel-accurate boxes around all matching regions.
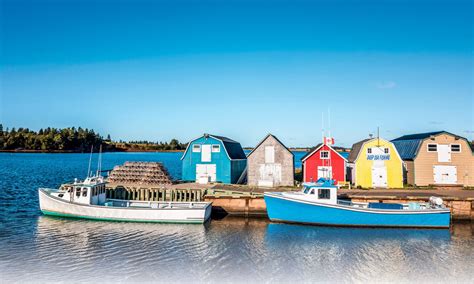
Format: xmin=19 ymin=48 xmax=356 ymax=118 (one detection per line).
xmin=301 ymin=144 xmax=347 ymax=162
xmin=180 ymin=134 xmax=243 ymax=161
xmin=427 ymin=143 xmax=438 ymax=152
xmin=450 ymin=143 xmax=461 ymax=153
xmin=320 ymin=150 xmax=330 ymax=159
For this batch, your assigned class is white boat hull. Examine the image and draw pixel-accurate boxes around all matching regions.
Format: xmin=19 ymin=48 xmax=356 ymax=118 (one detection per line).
xmin=39 ymin=189 xmax=212 ymax=224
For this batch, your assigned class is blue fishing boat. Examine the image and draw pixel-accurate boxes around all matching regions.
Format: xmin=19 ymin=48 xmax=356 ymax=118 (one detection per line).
xmin=264 ymin=179 xmax=451 ymax=228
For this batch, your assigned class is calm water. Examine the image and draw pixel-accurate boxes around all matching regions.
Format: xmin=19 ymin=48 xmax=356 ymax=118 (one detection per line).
xmin=1 ymin=153 xmax=473 ymax=283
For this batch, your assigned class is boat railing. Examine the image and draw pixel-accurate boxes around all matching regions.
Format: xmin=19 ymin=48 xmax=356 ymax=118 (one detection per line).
xmin=106 ymin=198 xmax=209 ymax=209
xmin=337 ymin=199 xmax=368 ymax=208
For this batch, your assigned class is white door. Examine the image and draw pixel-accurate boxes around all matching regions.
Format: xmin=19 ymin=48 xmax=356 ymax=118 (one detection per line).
xmin=265 ymin=146 xmax=275 ymax=164
xmin=317 ymin=166 xmax=332 ymax=179
xmin=437 ymin=145 xmax=451 ymax=162
xmin=372 ymin=166 xmax=387 ymax=188
xmin=258 ymin=164 xmax=282 ymax=187
xmin=196 ymin=164 xmax=216 ymax=184
xmin=433 ymin=165 xmax=457 ymax=184
xmin=201 ymin=145 xmax=212 ymax=162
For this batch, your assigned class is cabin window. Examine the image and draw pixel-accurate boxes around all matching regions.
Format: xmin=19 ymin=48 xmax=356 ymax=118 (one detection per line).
xmin=318 ymin=188 xmax=330 ymax=199
xmin=320 ymin=151 xmax=330 ymax=159
xmin=76 ymin=188 xmax=81 ymax=197
xmin=427 ymin=144 xmax=437 ymax=152
xmin=303 ymin=187 xmax=310 ymax=194
xmin=367 ymin=148 xmax=372 ymax=154
xmin=212 ymin=144 xmax=221 ymax=152
xmin=384 ymin=148 xmax=389 ymax=154
xmin=192 ymin=144 xmax=201 ymax=152
xmin=310 ymin=189 xmax=315 ymax=195
xmin=451 ymin=144 xmax=461 ymax=152
xmin=82 ymin=189 xmax=88 ymax=197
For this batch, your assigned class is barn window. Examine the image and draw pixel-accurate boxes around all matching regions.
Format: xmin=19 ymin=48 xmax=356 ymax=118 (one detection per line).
xmin=367 ymin=148 xmax=372 ymax=154
xmin=192 ymin=144 xmax=201 ymax=152
xmin=427 ymin=144 xmax=437 ymax=152
xmin=212 ymin=145 xmax=221 ymax=152
xmin=451 ymin=144 xmax=461 ymax=152
xmin=318 ymin=188 xmax=330 ymax=199
xmin=384 ymin=148 xmax=389 ymax=154
xmin=320 ymin=151 xmax=330 ymax=159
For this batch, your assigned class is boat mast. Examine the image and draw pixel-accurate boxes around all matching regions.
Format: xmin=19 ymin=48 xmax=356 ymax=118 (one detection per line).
xmin=96 ymin=144 xmax=102 ymax=177
xmin=87 ymin=145 xmax=93 ymax=177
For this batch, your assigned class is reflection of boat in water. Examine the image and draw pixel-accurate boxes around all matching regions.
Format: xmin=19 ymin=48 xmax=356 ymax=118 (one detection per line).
xmin=264 ymin=178 xmax=450 ymax=228
xmin=265 ymin=223 xmax=451 ymax=243
xmin=38 ymin=147 xmax=212 ymax=224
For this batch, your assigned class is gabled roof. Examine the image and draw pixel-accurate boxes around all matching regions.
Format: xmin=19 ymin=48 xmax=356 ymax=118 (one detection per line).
xmin=181 ymin=134 xmax=247 ymax=160
xmin=247 ymin=134 xmax=293 ymax=157
xmin=301 ymin=143 xmax=348 ymax=162
xmin=391 ymin=131 xmax=473 ymax=160
xmin=348 ymin=139 xmax=371 ymax=163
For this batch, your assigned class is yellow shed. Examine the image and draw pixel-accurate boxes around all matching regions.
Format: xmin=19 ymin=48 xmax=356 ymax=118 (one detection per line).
xmin=348 ymin=137 xmax=403 ymax=188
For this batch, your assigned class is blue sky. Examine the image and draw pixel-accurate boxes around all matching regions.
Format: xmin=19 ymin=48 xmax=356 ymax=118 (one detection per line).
xmin=1 ymin=0 xmax=472 ymax=147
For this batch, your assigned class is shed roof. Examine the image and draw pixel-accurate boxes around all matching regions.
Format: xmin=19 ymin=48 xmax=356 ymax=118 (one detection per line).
xmin=301 ymin=143 xmax=347 ymax=162
xmin=348 ymin=139 xmax=371 ymax=163
xmin=246 ymin=134 xmax=293 ymax=157
xmin=391 ymin=131 xmax=473 ymax=160
xmin=181 ymin=134 xmax=247 ymax=160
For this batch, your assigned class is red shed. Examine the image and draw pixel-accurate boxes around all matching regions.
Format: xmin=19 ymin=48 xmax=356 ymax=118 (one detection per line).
xmin=301 ymin=143 xmax=347 ymax=184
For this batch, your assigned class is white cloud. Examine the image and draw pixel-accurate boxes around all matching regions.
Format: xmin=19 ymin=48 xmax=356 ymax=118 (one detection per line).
xmin=376 ymin=81 xmax=397 ymax=89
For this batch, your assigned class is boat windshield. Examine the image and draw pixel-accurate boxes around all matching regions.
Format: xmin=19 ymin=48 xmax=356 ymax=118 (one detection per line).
xmin=303 ymin=187 xmax=310 ymax=194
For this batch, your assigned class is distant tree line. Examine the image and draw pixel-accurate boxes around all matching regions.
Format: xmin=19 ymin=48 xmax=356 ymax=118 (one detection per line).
xmin=0 ymin=124 xmax=187 ymax=152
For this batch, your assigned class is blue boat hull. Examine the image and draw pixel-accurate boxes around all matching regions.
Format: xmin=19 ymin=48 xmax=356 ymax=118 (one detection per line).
xmin=264 ymin=193 xmax=451 ymax=228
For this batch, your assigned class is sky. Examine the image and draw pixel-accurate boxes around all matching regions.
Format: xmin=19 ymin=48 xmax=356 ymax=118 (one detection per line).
xmin=0 ymin=0 xmax=473 ymax=147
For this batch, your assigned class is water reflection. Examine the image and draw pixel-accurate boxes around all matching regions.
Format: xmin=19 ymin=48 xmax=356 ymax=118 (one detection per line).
xmin=1 ymin=216 xmax=473 ymax=283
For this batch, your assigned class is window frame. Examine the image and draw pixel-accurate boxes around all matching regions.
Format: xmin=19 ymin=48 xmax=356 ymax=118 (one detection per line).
xmin=384 ymin=148 xmax=390 ymax=154
xmin=192 ymin=144 xmax=201 ymax=152
xmin=318 ymin=188 xmax=331 ymax=199
xmin=427 ymin=143 xmax=437 ymax=152
xmin=211 ymin=144 xmax=221 ymax=153
xmin=367 ymin=148 xmax=372 ymax=154
xmin=320 ymin=150 xmax=330 ymax=160
xmin=450 ymin=144 xmax=461 ymax=153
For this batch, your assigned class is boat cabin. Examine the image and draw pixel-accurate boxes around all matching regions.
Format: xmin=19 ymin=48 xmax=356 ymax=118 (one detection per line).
xmin=52 ymin=176 xmax=107 ymax=206
xmin=295 ymin=178 xmax=338 ymax=205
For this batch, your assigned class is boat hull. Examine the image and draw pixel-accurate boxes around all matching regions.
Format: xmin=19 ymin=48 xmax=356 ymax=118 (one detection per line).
xmin=264 ymin=193 xmax=451 ymax=228
xmin=39 ymin=189 xmax=212 ymax=224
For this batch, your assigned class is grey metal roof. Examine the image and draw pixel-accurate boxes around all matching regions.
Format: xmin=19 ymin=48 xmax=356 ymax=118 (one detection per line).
xmin=392 ymin=140 xmax=421 ymax=161
xmin=209 ymin=134 xmax=247 ymax=160
xmin=392 ymin=131 xmax=446 ymax=141
xmin=348 ymin=139 xmax=371 ymax=163
xmin=246 ymin=134 xmax=293 ymax=157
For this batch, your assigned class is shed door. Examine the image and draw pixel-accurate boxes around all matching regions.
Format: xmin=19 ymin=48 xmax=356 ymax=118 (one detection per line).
xmin=201 ymin=145 xmax=212 ymax=162
xmin=433 ymin=165 xmax=457 ymax=184
xmin=317 ymin=166 xmax=332 ymax=179
xmin=196 ymin=164 xmax=216 ymax=183
xmin=258 ymin=164 xmax=281 ymax=187
xmin=437 ymin=145 xmax=451 ymax=162
xmin=371 ymin=166 xmax=387 ymax=188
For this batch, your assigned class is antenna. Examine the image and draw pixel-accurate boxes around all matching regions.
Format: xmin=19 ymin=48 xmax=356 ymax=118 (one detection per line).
xmin=377 ymin=127 xmax=380 ymax=147
xmin=328 ymin=107 xmax=331 ymax=141
xmin=87 ymin=145 xmax=93 ymax=177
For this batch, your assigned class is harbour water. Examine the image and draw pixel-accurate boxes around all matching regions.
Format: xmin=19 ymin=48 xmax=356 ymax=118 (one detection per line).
xmin=1 ymin=153 xmax=473 ymax=283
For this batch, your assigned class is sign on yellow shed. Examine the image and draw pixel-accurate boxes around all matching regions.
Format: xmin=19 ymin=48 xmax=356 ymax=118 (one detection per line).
xmin=348 ymin=137 xmax=403 ymax=188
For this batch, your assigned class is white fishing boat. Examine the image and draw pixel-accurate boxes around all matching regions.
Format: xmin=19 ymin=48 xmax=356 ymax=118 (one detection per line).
xmin=38 ymin=147 xmax=212 ymax=224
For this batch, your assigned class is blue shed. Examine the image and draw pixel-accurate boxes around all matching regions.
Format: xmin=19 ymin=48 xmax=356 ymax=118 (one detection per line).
xmin=181 ymin=134 xmax=247 ymax=184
